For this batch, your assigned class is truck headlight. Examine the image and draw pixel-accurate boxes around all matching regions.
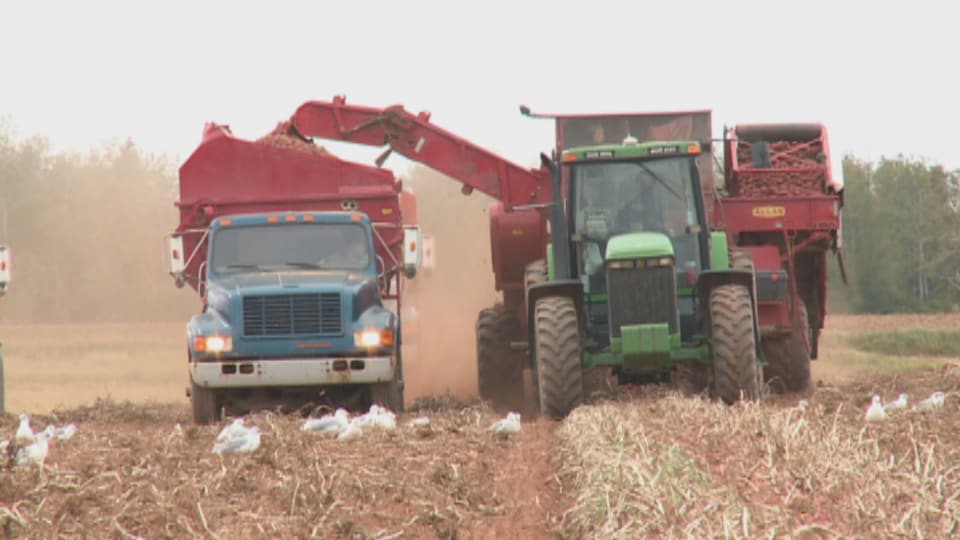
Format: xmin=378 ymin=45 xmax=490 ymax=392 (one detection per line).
xmin=355 ymin=329 xmax=394 ymax=348
xmin=194 ymin=335 xmax=233 ymax=353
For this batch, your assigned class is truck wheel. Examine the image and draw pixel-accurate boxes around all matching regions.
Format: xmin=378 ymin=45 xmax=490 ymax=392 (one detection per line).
xmin=371 ymin=356 xmax=404 ymax=413
xmin=763 ymin=301 xmax=811 ymax=392
xmin=476 ymin=305 xmax=523 ymax=411
xmin=191 ymin=381 xmax=220 ymax=425
xmin=710 ymin=283 xmax=760 ymax=404
xmin=533 ymin=296 xmax=583 ymax=419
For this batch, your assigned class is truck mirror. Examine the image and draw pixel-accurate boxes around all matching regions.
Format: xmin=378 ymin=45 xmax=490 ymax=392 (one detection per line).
xmin=403 ymin=225 xmax=422 ymax=279
xmin=166 ymin=234 xmax=186 ymax=287
xmin=0 ymin=245 xmax=10 ymax=296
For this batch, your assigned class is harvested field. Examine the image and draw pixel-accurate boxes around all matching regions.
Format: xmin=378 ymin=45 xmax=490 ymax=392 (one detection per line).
xmin=1 ymin=313 xmax=959 ymax=538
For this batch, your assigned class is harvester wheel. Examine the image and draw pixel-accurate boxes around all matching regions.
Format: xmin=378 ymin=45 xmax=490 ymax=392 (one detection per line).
xmin=476 ymin=305 xmax=523 ymax=411
xmin=763 ymin=301 xmax=811 ymax=393
xmin=710 ymin=284 xmax=760 ymax=404
xmin=730 ymin=248 xmax=754 ymax=271
xmin=371 ymin=356 xmax=405 ymax=413
xmin=533 ymin=296 xmax=583 ymax=419
xmin=191 ymin=381 xmax=220 ymax=425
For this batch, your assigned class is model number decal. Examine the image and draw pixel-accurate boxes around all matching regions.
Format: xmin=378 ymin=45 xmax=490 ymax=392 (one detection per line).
xmin=752 ymin=206 xmax=786 ymax=218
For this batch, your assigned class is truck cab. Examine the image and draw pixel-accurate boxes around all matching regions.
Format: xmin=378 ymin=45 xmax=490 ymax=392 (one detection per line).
xmin=170 ymin=211 xmax=417 ymax=424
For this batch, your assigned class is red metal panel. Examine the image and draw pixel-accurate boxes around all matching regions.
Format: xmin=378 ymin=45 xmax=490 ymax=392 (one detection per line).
xmin=489 ymin=203 xmax=547 ymax=293
xmin=715 ymin=196 xmax=840 ymax=235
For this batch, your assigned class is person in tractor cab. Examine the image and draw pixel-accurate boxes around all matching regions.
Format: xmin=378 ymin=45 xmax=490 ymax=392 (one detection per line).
xmin=616 ymin=171 xmax=662 ymax=232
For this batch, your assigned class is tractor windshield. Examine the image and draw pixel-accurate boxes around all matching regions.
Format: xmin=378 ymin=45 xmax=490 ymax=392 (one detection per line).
xmin=573 ymin=156 xmax=701 ymax=266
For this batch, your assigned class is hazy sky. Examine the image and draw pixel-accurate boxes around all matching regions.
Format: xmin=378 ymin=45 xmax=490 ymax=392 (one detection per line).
xmin=1 ymin=1 xmax=957 ymax=174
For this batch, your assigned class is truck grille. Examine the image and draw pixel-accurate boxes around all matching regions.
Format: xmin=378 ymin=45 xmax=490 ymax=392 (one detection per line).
xmin=242 ymin=293 xmax=342 ymax=337
xmin=607 ymin=265 xmax=678 ymax=337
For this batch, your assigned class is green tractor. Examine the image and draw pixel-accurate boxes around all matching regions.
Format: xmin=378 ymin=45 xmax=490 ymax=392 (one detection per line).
xmin=517 ymin=136 xmax=764 ymax=418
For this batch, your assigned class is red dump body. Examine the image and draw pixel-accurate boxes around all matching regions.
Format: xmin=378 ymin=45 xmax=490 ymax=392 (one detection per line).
xmin=174 ymin=123 xmax=405 ymax=294
xmin=716 ymin=123 xmax=843 ymax=352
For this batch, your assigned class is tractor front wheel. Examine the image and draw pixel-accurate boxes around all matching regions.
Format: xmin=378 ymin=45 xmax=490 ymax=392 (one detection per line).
xmin=710 ymin=284 xmax=760 ymax=404
xmin=533 ymin=296 xmax=583 ymax=419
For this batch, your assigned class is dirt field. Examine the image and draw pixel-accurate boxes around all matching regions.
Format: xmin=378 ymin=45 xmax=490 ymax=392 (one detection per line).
xmin=1 ymin=313 xmax=959 ymax=538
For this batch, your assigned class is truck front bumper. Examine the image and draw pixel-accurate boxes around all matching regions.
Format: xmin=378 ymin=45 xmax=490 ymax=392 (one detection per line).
xmin=191 ymin=356 xmax=395 ymax=388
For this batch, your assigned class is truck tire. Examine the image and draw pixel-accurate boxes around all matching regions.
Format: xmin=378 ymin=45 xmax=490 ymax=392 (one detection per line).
xmin=710 ymin=283 xmax=760 ymax=404
xmin=371 ymin=356 xmax=405 ymax=413
xmin=191 ymin=380 xmax=220 ymax=425
xmin=533 ymin=296 xmax=583 ymax=419
xmin=476 ymin=305 xmax=523 ymax=411
xmin=763 ymin=301 xmax=811 ymax=393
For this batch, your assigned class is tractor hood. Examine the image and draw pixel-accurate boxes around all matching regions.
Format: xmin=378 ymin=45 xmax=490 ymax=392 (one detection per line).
xmin=605 ymin=232 xmax=675 ymax=261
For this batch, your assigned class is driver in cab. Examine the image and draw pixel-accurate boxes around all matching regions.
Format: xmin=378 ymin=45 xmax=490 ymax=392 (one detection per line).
xmin=616 ymin=172 xmax=660 ymax=232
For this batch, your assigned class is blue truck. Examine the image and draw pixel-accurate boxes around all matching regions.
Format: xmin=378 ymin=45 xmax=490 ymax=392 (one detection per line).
xmin=167 ymin=123 xmax=421 ymax=424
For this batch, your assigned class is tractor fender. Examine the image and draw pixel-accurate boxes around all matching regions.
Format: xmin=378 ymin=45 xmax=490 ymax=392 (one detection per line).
xmin=697 ymin=269 xmax=763 ymax=360
xmin=526 ymin=280 xmax=584 ymax=367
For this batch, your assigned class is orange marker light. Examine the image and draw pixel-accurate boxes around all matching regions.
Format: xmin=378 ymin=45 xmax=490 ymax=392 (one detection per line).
xmin=350 ymin=214 xmax=362 ymax=222
xmin=303 ymin=215 xmax=315 ymax=222
xmin=285 ymin=215 xmax=297 ymax=222
xmin=409 ymin=241 xmax=416 ymax=252
xmin=267 ymin=216 xmax=280 ymax=223
xmin=687 ymin=144 xmax=701 ymax=154
xmin=562 ymin=152 xmax=577 ymax=162
xmin=219 ymin=218 xmax=232 ymax=226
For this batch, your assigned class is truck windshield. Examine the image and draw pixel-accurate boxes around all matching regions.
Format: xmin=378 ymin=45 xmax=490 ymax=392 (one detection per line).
xmin=210 ymin=223 xmax=371 ymax=274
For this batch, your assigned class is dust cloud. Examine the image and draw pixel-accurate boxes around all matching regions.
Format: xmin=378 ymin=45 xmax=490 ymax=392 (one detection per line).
xmin=400 ymin=165 xmax=500 ymax=403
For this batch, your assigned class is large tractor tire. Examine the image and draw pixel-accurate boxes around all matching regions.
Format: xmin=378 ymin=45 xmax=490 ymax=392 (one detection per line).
xmin=191 ymin=380 xmax=220 ymax=425
xmin=710 ymin=284 xmax=760 ymax=404
xmin=533 ymin=296 xmax=583 ymax=419
xmin=763 ymin=301 xmax=811 ymax=393
xmin=371 ymin=356 xmax=405 ymax=413
xmin=525 ymin=259 xmax=548 ymax=288
xmin=476 ymin=305 xmax=524 ymax=411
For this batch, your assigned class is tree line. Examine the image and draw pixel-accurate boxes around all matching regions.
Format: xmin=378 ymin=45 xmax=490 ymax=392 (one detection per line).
xmin=0 ymin=122 xmax=957 ymax=323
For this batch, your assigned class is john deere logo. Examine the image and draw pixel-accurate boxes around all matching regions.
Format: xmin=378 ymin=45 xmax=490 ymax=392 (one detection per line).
xmin=752 ymin=206 xmax=786 ymax=218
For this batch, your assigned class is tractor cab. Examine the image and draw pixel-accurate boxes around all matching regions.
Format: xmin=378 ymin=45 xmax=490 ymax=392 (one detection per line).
xmin=562 ymin=139 xmax=710 ymax=353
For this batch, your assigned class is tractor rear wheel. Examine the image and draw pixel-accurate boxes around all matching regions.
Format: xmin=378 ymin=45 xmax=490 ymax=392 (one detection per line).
xmin=191 ymin=380 xmax=220 ymax=425
xmin=533 ymin=296 xmax=583 ymax=419
xmin=476 ymin=305 xmax=523 ymax=411
xmin=763 ymin=301 xmax=811 ymax=393
xmin=710 ymin=283 xmax=760 ymax=404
